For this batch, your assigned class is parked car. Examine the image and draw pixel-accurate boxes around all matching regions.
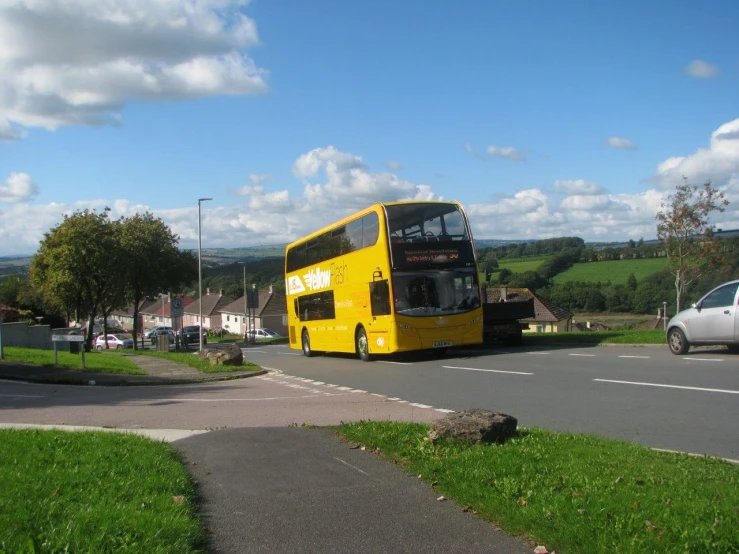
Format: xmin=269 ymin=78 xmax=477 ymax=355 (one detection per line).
xmin=149 ymin=329 xmax=175 ymax=345
xmin=177 ymin=325 xmax=207 ymax=344
xmin=95 ymin=334 xmax=134 ymax=350
xmin=666 ymin=279 xmax=739 ymax=355
xmin=144 ymin=326 xmax=173 ymax=340
xmin=246 ymin=328 xmax=283 ymax=339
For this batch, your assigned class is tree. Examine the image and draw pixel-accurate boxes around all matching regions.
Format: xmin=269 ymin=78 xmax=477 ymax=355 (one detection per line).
xmin=119 ymin=213 xmax=197 ymax=350
xmin=655 ymin=179 xmax=729 ymax=312
xmin=30 ymin=209 xmax=126 ymax=351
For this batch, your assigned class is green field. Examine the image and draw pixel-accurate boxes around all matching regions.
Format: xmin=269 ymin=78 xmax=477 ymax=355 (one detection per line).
xmin=552 ymin=258 xmax=668 ymax=285
xmin=497 ymin=255 xmax=552 ymax=273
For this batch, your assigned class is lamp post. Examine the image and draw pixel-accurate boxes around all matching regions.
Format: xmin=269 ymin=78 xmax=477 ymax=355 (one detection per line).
xmin=238 ymin=261 xmax=247 ymax=342
xmin=197 ymin=197 xmax=212 ymax=351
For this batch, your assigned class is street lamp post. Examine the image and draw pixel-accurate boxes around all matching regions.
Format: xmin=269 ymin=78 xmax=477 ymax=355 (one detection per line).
xmin=238 ymin=261 xmax=247 ymax=342
xmin=197 ymin=197 xmax=212 ymax=351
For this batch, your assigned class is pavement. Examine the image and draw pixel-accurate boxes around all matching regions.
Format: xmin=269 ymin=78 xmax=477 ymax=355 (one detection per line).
xmin=0 ymin=354 xmax=535 ymax=553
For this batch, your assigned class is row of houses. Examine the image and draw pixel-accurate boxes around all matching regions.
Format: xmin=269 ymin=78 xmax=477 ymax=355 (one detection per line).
xmin=111 ymin=286 xmax=288 ymax=336
xmin=109 ymin=285 xmax=582 ymax=338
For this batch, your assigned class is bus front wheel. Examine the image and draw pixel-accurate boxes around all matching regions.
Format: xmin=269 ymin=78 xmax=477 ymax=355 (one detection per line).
xmin=356 ymin=327 xmax=371 ymax=362
xmin=302 ymin=329 xmax=316 ymax=357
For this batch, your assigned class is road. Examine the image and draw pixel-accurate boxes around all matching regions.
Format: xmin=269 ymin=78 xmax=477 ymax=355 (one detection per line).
xmin=1 ymin=342 xmax=737 ymax=461
xmin=245 ymin=342 xmax=739 ymax=461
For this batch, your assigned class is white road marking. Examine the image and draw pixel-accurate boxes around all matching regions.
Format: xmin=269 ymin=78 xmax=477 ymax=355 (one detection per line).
xmin=409 ymin=403 xmax=432 ymax=409
xmin=568 ymin=353 xmax=596 ymax=357
xmin=277 ymin=352 xmax=301 ymax=356
xmin=683 ymin=357 xmax=723 ymax=362
xmin=594 ymin=379 xmax=739 ymax=395
xmin=336 ymin=386 xmax=352 ymax=391
xmin=618 ymin=355 xmax=651 ymax=359
xmin=376 ymin=360 xmax=413 ymax=365
xmin=0 ymin=393 xmax=44 ymax=398
xmin=436 ymin=408 xmax=455 ymax=414
xmin=333 ymin=456 xmax=370 ymax=476
xmin=442 ymin=365 xmax=533 ymax=375
xmin=527 ymin=352 xmax=550 ymax=355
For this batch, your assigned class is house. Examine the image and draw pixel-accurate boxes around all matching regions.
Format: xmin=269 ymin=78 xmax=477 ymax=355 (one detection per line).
xmin=486 ymin=286 xmax=573 ymax=333
xmin=139 ymin=294 xmax=195 ymax=332
xmin=110 ymin=299 xmax=154 ymax=331
xmin=219 ymin=285 xmax=288 ymax=336
xmin=183 ymin=289 xmax=235 ymax=331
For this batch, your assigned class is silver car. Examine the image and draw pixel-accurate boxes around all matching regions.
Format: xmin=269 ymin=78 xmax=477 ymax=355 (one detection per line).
xmin=666 ymin=279 xmax=739 ymax=354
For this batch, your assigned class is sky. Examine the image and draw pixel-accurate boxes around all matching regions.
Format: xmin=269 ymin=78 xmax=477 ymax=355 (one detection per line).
xmin=1 ymin=0 xmax=739 ymax=257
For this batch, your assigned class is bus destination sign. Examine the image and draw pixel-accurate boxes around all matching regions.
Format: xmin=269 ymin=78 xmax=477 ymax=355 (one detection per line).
xmin=391 ymin=242 xmax=475 ymax=269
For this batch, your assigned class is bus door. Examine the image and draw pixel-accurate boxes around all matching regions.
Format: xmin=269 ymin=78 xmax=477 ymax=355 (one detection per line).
xmin=368 ymin=278 xmax=391 ymax=352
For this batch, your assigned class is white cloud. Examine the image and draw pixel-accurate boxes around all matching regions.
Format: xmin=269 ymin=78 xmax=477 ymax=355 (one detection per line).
xmin=294 ymin=146 xmax=440 ymax=208
xmin=0 ymin=0 xmax=267 ymax=134
xmin=606 ymin=136 xmax=639 ymax=150
xmin=684 ymin=60 xmax=719 ymax=78
xmin=0 ymin=118 xmax=23 ymax=142
xmin=385 ymin=160 xmax=402 ymax=171
xmin=652 ymin=117 xmax=739 ymax=189
xmin=486 ymin=145 xmax=525 ymax=161
xmin=464 ymin=143 xmax=486 ymax=161
xmin=4 ymin=138 xmax=739 ymax=256
xmin=0 ymin=172 xmax=38 ymax=202
xmin=553 ymin=179 xmax=604 ymax=195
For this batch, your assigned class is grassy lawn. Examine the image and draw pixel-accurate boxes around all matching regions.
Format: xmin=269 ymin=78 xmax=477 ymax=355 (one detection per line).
xmin=131 ymin=349 xmax=262 ymax=374
xmin=1 ymin=346 xmax=262 ymax=374
xmin=0 ymin=429 xmax=203 ymax=553
xmin=552 ymin=258 xmax=669 ymax=285
xmin=335 ymin=422 xmax=739 ymax=553
xmin=1 ymin=346 xmax=145 ymax=375
xmin=524 ymin=329 xmax=666 ymax=345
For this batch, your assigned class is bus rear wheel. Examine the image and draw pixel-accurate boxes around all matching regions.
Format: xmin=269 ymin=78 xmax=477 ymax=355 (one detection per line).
xmin=356 ymin=327 xmax=371 ymax=362
xmin=302 ymin=329 xmax=316 ymax=357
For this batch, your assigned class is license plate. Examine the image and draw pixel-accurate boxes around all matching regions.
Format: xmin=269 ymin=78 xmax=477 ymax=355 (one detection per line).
xmin=433 ymin=341 xmax=452 ymax=348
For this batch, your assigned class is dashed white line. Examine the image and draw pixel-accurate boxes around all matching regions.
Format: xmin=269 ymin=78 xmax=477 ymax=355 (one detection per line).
xmin=569 ymin=353 xmax=596 ymax=357
xmin=442 ymin=365 xmax=533 ymax=375
xmin=436 ymin=408 xmax=455 ymax=414
xmin=619 ymin=355 xmax=651 ymax=359
xmin=409 ymin=403 xmax=433 ymax=409
xmin=527 ymin=352 xmax=550 ymax=355
xmin=376 ymin=361 xmax=413 ymax=365
xmin=683 ymin=357 xmax=723 ymax=362
xmin=594 ymin=379 xmax=739 ymax=395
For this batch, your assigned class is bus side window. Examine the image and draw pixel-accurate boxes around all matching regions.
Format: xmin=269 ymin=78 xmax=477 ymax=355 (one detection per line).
xmin=369 ymin=280 xmax=391 ymax=316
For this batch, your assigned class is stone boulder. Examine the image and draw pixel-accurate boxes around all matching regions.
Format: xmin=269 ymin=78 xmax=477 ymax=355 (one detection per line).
xmin=428 ymin=409 xmax=517 ymax=444
xmin=199 ymin=343 xmax=244 ymax=367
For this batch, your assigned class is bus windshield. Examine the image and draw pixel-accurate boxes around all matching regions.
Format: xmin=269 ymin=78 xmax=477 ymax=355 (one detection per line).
xmin=392 ymin=268 xmax=479 ymax=317
xmin=386 ymin=203 xmax=469 ymax=243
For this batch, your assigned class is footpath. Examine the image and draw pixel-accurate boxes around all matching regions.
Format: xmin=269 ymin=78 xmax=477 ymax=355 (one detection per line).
xmin=0 ymin=355 xmax=534 ymax=553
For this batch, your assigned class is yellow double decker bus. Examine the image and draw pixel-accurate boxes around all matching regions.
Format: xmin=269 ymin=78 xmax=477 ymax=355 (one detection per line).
xmin=284 ymin=201 xmax=483 ymax=360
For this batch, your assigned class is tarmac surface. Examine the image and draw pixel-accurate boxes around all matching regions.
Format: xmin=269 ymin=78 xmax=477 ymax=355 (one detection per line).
xmin=0 ymin=353 xmax=535 ymax=553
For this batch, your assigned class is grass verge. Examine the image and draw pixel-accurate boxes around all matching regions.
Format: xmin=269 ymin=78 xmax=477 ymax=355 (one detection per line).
xmin=131 ymin=349 xmax=262 ymax=374
xmin=1 ymin=346 xmax=145 ymax=374
xmin=335 ymin=422 xmax=739 ymax=554
xmin=0 ymin=429 xmax=203 ymax=553
xmin=1 ymin=346 xmax=262 ymax=375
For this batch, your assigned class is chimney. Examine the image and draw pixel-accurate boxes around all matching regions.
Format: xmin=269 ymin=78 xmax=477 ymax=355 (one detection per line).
xmin=500 ymin=286 xmax=507 ymax=301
